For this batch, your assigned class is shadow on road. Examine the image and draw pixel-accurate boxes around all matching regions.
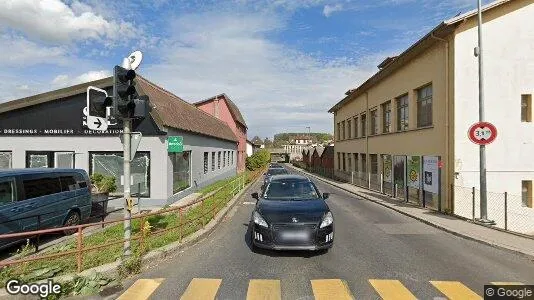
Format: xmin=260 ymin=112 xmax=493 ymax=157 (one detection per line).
xmin=243 ymin=222 xmax=327 ymax=258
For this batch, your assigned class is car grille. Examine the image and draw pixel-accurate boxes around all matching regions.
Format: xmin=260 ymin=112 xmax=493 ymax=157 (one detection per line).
xmin=272 ymin=224 xmax=317 ymax=245
xmin=272 ymin=224 xmax=317 ymax=231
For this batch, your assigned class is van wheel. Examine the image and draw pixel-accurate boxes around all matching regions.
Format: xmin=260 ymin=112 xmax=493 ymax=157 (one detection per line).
xmin=63 ymin=211 xmax=81 ymax=235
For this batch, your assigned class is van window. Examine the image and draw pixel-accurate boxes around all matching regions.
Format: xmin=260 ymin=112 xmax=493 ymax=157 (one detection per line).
xmin=23 ymin=176 xmax=62 ymax=199
xmin=73 ymin=172 xmax=88 ymax=188
xmin=0 ymin=179 xmax=15 ymax=205
xmin=60 ymin=176 xmax=78 ymax=192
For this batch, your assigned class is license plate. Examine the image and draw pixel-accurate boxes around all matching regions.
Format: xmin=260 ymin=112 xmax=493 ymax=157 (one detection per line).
xmin=280 ymin=231 xmax=309 ymax=240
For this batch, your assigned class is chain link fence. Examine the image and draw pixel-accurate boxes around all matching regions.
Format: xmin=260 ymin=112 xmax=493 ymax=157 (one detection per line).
xmin=454 ymin=185 xmax=534 ymax=237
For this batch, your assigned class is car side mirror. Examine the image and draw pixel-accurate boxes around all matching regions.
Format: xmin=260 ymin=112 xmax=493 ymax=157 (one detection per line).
xmin=323 ymin=193 xmax=330 ymax=199
xmin=251 ymin=192 xmax=259 ymax=200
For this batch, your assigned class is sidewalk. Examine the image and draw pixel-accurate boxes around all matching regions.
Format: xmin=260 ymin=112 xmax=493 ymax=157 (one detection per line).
xmin=288 ymin=165 xmax=534 ymax=260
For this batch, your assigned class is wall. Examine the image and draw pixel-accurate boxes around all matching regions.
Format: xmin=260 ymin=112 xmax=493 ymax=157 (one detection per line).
xmin=165 ymin=127 xmax=237 ymax=204
xmin=453 ymin=0 xmax=534 ymax=231
xmin=246 ymin=142 xmax=253 ymax=157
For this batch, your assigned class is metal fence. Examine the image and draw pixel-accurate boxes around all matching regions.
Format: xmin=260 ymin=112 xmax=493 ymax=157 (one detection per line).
xmin=453 ymin=185 xmax=534 ymax=237
xmin=0 ymin=170 xmax=262 ymax=273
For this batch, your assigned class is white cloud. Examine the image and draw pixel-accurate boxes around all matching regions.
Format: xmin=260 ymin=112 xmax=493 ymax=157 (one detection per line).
xmin=323 ymin=4 xmax=344 ymax=17
xmin=0 ymin=34 xmax=68 ymax=66
xmin=0 ymin=0 xmax=137 ymax=43
xmin=51 ymin=70 xmax=111 ymax=88
xmin=144 ymin=11 xmax=383 ymax=137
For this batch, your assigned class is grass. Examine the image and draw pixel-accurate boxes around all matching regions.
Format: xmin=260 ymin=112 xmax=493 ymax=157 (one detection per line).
xmin=0 ymin=170 xmax=262 ymax=288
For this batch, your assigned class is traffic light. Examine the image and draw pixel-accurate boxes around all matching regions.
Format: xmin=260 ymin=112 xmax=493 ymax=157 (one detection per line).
xmin=113 ymin=65 xmax=137 ymax=119
xmin=88 ymin=87 xmax=112 ymax=119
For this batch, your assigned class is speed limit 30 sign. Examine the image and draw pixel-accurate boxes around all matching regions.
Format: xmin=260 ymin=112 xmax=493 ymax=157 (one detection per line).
xmin=468 ymin=121 xmax=497 ymax=145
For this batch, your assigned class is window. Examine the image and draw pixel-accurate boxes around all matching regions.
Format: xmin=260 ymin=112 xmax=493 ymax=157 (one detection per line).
xmin=203 ymin=152 xmax=209 ymax=174
xmin=170 ymin=151 xmax=190 ymax=194
xmin=348 ymin=154 xmax=352 ymax=171
xmin=212 ymin=152 xmax=216 ymax=171
xmin=223 ymin=151 xmax=226 ymax=168
xmin=353 ymin=117 xmax=358 ymax=138
xmin=342 ymin=121 xmax=346 ymax=140
xmin=361 ymin=114 xmax=367 ymax=137
xmin=90 ymin=152 xmax=151 ymax=197
xmin=218 ymin=152 xmax=221 ymax=169
xmin=521 ymin=94 xmax=532 ymax=122
xmin=417 ymin=84 xmax=433 ymax=127
xmin=342 ymin=153 xmax=346 ymax=171
xmin=370 ymin=154 xmax=378 ymax=175
xmin=347 ymin=120 xmax=352 ymax=139
xmin=361 ymin=154 xmax=367 ymax=173
xmin=522 ymin=180 xmax=532 ymax=208
xmin=0 ymin=152 xmax=12 ymax=169
xmin=382 ymin=101 xmax=391 ymax=133
xmin=337 ymin=123 xmax=341 ymax=141
xmin=354 ymin=153 xmax=359 ymax=172
xmin=26 ymin=151 xmax=74 ymax=168
xmin=59 ymin=176 xmax=78 ymax=192
xmin=23 ymin=176 xmax=62 ymax=199
xmin=397 ymin=94 xmax=409 ymax=131
xmin=371 ymin=109 xmax=378 ymax=135
xmin=337 ymin=152 xmax=341 ymax=170
xmin=0 ymin=179 xmax=15 ymax=205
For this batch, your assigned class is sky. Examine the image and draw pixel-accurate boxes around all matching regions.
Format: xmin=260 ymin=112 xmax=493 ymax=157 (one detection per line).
xmin=0 ymin=0 xmax=492 ymax=139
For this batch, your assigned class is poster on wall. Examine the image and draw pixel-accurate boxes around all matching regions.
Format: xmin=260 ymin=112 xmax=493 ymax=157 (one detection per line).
xmin=407 ymin=156 xmax=421 ymax=189
xmin=382 ymin=155 xmax=392 ymax=183
xmin=423 ymin=156 xmax=439 ymax=193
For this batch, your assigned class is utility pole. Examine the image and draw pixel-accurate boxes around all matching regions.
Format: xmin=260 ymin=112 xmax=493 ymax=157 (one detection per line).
xmin=123 ymin=119 xmax=132 ymax=256
xmin=475 ymin=0 xmax=493 ymax=224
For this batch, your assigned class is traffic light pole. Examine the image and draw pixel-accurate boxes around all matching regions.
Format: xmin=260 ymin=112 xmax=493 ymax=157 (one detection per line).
xmin=123 ymin=118 xmax=132 ymax=257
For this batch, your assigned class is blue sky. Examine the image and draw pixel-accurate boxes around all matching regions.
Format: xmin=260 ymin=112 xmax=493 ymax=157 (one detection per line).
xmin=0 ymin=0 xmax=492 ymax=138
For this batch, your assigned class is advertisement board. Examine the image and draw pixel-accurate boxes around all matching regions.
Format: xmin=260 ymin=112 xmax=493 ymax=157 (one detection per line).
xmin=382 ymin=155 xmax=392 ymax=183
xmin=423 ymin=156 xmax=439 ymax=193
xmin=407 ymin=156 xmax=421 ymax=189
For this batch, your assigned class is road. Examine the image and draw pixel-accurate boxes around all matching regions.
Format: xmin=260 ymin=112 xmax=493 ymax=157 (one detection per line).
xmin=112 ymin=168 xmax=534 ymax=299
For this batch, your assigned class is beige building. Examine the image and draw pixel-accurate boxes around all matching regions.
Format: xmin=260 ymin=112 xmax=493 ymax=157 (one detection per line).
xmin=328 ymin=0 xmax=534 ymax=234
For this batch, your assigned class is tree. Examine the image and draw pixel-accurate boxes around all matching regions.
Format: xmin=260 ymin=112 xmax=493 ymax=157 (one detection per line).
xmin=263 ymin=138 xmax=273 ymax=148
xmin=251 ymin=136 xmax=263 ymax=145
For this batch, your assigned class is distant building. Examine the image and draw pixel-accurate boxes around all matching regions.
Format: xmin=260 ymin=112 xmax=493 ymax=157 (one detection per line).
xmin=292 ymin=136 xmax=313 ymax=145
xmin=194 ymin=94 xmax=247 ymax=173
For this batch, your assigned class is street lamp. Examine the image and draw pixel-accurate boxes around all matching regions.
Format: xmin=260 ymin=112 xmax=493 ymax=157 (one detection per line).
xmin=475 ymin=0 xmax=494 ymax=225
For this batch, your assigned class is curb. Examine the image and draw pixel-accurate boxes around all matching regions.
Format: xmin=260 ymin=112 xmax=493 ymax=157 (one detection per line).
xmin=0 ymin=174 xmax=262 ymax=299
xmin=288 ymin=165 xmax=534 ymax=261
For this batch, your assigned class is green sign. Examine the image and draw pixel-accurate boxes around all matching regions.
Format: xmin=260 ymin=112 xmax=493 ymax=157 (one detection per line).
xmin=407 ymin=156 xmax=421 ymax=188
xmin=168 ymin=136 xmax=183 ymax=153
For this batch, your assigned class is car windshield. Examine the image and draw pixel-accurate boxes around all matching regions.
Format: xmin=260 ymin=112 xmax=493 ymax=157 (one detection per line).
xmin=264 ymin=180 xmax=320 ymax=200
xmin=267 ymin=169 xmax=288 ymax=176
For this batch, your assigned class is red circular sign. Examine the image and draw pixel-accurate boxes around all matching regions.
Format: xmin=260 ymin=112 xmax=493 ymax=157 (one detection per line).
xmin=468 ymin=122 xmax=497 ymax=145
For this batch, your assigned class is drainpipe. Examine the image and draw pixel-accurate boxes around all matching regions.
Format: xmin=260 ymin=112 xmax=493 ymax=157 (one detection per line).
xmin=366 ymin=91 xmax=370 ymax=189
xmin=431 ymin=32 xmax=450 ymax=211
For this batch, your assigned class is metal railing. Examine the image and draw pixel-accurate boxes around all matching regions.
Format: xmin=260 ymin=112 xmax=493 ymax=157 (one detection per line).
xmin=0 ymin=170 xmax=263 ymax=273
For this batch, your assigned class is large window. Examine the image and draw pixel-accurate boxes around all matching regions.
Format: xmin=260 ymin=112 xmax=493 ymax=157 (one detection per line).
xmin=169 ymin=151 xmax=190 ymax=194
xmin=397 ymin=94 xmax=409 ymax=131
xmin=0 ymin=151 xmax=12 ymax=169
xmin=90 ymin=151 xmax=151 ymax=197
xmin=361 ymin=114 xmax=366 ymax=137
xmin=382 ymin=101 xmax=391 ymax=133
xmin=522 ymin=94 xmax=532 ymax=122
xmin=26 ymin=151 xmax=74 ymax=168
xmin=203 ymin=152 xmax=209 ymax=174
xmin=353 ymin=117 xmax=358 ymax=138
xmin=417 ymin=84 xmax=433 ymax=127
xmin=523 ymin=180 xmax=533 ymax=208
xmin=371 ymin=109 xmax=379 ymax=135
xmin=211 ymin=152 xmax=216 ymax=171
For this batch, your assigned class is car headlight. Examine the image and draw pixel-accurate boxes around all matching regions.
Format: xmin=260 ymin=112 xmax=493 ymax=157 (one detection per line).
xmin=253 ymin=211 xmax=268 ymax=228
xmin=320 ymin=211 xmax=333 ymax=228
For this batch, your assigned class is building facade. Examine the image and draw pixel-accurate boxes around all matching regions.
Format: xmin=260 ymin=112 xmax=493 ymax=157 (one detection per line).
xmin=0 ymin=76 xmax=238 ymax=207
xmin=195 ymin=94 xmax=247 ymax=173
xmin=329 ymin=0 xmax=534 ymax=234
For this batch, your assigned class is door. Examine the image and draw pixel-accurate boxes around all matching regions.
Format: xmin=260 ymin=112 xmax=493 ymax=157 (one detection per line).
xmin=0 ymin=176 xmax=22 ymax=249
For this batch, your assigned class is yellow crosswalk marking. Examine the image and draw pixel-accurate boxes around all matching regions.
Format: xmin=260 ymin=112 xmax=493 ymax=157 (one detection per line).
xmin=180 ymin=278 xmax=222 ymax=300
xmin=246 ymin=279 xmax=281 ymax=300
xmin=369 ymin=279 xmax=416 ymax=300
xmin=491 ymin=282 xmax=524 ymax=285
xmin=117 ymin=278 xmax=165 ymax=300
xmin=430 ymin=281 xmax=482 ymax=300
xmin=311 ymin=279 xmax=355 ymax=300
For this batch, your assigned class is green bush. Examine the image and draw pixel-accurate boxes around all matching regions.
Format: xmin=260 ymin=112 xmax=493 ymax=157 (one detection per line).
xmin=90 ymin=173 xmax=117 ymax=193
xmin=246 ymin=150 xmax=271 ymax=171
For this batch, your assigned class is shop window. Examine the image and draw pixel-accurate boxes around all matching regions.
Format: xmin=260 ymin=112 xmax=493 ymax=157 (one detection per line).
xmin=169 ymin=151 xmax=190 ymax=194
xmin=417 ymin=84 xmax=433 ymax=127
xmin=521 ymin=94 xmax=532 ymax=122
xmin=211 ymin=152 xmax=216 ymax=171
xmin=397 ymin=94 xmax=409 ymax=131
xmin=26 ymin=151 xmax=74 ymax=168
xmin=0 ymin=151 xmax=12 ymax=169
xmin=90 ymin=151 xmax=151 ymax=197
xmin=203 ymin=152 xmax=209 ymax=174
xmin=522 ymin=180 xmax=533 ymax=208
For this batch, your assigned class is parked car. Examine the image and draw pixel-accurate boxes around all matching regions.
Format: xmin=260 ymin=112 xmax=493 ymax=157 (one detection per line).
xmin=0 ymin=168 xmax=92 ymax=250
xmin=250 ymin=174 xmax=333 ymax=251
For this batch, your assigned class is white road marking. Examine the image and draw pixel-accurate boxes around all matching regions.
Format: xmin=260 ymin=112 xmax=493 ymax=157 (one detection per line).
xmin=243 ymin=202 xmax=256 ymax=205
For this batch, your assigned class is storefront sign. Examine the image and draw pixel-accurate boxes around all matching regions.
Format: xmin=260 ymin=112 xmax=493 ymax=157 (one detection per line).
xmin=168 ymin=136 xmax=184 ymax=153
xmin=423 ymin=156 xmax=439 ymax=193
xmin=407 ymin=156 xmax=421 ymax=189
xmin=383 ymin=155 xmax=392 ymax=183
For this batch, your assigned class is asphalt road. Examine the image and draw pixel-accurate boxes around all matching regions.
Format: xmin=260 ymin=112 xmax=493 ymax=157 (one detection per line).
xmin=112 ymin=168 xmax=534 ymax=299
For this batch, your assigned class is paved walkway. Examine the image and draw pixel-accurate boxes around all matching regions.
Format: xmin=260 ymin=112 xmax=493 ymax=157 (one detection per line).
xmin=288 ymin=165 xmax=534 ymax=260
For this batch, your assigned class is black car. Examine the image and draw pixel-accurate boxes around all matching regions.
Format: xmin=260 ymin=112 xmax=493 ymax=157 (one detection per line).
xmin=269 ymin=163 xmax=284 ymax=168
xmin=250 ymin=175 xmax=333 ymax=251
xmin=262 ymin=168 xmax=289 ymax=191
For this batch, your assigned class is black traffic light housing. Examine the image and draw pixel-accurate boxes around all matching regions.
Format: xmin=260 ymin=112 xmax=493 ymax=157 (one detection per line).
xmin=113 ymin=65 xmax=137 ymax=119
xmin=88 ymin=91 xmax=113 ymax=119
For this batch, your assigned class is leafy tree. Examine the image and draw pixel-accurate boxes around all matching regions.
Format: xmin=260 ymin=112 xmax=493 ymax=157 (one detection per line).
xmin=246 ymin=149 xmax=271 ymax=170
